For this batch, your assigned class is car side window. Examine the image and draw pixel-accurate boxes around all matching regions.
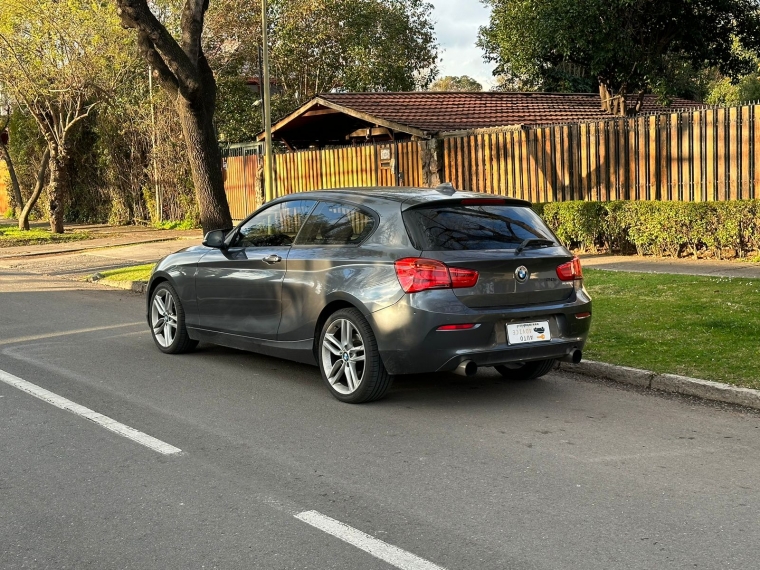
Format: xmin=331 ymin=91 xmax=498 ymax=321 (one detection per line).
xmin=295 ymin=201 xmax=376 ymax=246
xmin=236 ymin=200 xmax=316 ymax=247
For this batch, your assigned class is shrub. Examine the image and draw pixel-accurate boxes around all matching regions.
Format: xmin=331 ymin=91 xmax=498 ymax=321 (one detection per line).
xmin=533 ymin=200 xmax=759 ymax=258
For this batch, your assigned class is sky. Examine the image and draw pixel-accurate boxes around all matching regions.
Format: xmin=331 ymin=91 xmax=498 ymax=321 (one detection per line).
xmin=429 ymin=0 xmax=496 ymax=89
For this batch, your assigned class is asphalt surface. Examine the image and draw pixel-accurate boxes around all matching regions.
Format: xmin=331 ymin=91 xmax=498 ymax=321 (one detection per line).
xmin=1 ymin=271 xmax=759 ymax=570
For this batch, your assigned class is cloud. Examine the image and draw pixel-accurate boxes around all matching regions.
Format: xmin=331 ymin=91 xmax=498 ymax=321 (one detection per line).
xmin=429 ymin=0 xmax=496 ymax=88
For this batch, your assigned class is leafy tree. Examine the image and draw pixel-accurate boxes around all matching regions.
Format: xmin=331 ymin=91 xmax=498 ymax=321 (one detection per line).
xmin=478 ymin=0 xmax=760 ymax=115
xmin=430 ymin=75 xmax=482 ymax=92
xmin=705 ymin=41 xmax=760 ymax=104
xmin=0 ymin=0 xmax=134 ymax=232
xmin=114 ymin=0 xmax=234 ymax=232
xmin=0 ymin=105 xmax=50 ymax=230
xmin=206 ymin=0 xmax=439 ymax=137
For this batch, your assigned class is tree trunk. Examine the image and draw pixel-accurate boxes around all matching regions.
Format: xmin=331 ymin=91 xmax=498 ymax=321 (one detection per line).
xmin=598 ymin=82 xmax=628 ymax=117
xmin=0 ymin=142 xmax=24 ymax=216
xmin=19 ymin=148 xmax=50 ymax=231
xmin=176 ymin=95 xmax=233 ymax=233
xmin=47 ymin=149 xmax=67 ymax=234
xmin=599 ymin=83 xmax=612 ymax=113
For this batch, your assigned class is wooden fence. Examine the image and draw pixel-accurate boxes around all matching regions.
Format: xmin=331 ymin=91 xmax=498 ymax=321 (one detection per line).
xmin=224 ymin=103 xmax=760 ymax=218
xmin=273 ymin=140 xmax=423 ymax=195
xmin=223 ymin=152 xmax=260 ymax=220
xmin=444 ymin=105 xmax=760 ymax=203
xmin=0 ymin=162 xmax=10 ymax=214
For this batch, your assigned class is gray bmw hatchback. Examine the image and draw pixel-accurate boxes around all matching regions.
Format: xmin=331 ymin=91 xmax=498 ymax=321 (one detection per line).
xmin=146 ymin=186 xmax=591 ymax=403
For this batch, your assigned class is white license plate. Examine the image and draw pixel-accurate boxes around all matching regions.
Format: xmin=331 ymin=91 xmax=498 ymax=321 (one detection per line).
xmin=507 ymin=321 xmax=551 ymax=345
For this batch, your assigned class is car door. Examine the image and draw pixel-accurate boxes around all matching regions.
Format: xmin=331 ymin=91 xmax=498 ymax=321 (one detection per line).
xmin=279 ymin=200 xmax=390 ymax=342
xmin=195 ymin=199 xmax=317 ymax=340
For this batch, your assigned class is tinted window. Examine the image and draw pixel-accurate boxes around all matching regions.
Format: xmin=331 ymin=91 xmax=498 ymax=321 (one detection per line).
xmin=237 ymin=200 xmax=316 ymax=247
xmin=403 ymin=204 xmax=555 ymax=251
xmin=295 ymin=201 xmax=376 ymax=246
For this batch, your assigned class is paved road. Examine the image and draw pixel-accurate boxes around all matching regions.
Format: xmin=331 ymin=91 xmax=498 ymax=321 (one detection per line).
xmin=1 ymin=271 xmax=759 ymax=569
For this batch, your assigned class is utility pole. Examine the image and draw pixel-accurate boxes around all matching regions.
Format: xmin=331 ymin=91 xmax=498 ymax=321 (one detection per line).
xmin=148 ymin=65 xmax=161 ymax=222
xmin=261 ymin=0 xmax=275 ymax=202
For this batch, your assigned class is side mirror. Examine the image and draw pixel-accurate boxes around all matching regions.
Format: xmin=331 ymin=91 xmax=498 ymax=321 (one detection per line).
xmin=202 ymin=229 xmax=227 ymax=249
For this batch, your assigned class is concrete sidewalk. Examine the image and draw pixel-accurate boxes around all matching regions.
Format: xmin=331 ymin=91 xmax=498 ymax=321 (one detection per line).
xmin=0 ymin=226 xmax=201 ymax=260
xmin=580 ymin=253 xmax=760 ymax=279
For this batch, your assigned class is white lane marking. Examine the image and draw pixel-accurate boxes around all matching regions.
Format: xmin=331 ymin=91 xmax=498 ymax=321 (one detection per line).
xmin=0 ymin=368 xmax=181 ymax=456
xmin=0 ymin=322 xmax=144 ymax=346
xmin=295 ymin=510 xmax=446 ymax=570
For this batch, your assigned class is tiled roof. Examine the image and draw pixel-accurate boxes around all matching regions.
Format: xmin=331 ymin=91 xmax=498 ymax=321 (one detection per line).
xmin=318 ymin=92 xmax=703 ymax=134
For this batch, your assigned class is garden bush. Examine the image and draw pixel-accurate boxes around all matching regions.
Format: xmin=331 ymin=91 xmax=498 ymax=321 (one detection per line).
xmin=534 ymin=200 xmax=760 ymax=258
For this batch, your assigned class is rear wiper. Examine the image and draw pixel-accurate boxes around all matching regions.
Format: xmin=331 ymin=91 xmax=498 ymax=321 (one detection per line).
xmin=515 ymin=238 xmax=555 ymax=255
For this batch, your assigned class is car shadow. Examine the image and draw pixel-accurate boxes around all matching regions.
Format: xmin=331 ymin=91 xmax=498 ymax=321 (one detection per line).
xmin=189 ymin=343 xmax=563 ymax=410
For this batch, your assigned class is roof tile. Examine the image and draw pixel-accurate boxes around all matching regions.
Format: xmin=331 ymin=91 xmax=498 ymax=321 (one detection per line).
xmin=319 ymin=92 xmax=702 ymax=133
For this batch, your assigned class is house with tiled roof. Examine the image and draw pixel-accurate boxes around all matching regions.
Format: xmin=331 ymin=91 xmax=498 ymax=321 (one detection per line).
xmin=260 ymin=92 xmax=701 ymax=149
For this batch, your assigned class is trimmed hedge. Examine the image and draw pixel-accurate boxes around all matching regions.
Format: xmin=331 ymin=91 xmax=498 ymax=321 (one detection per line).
xmin=534 ymin=200 xmax=760 ymax=258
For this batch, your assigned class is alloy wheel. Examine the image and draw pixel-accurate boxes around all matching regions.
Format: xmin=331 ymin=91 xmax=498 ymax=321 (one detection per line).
xmin=151 ymin=288 xmax=178 ymax=348
xmin=321 ymin=318 xmax=366 ymax=394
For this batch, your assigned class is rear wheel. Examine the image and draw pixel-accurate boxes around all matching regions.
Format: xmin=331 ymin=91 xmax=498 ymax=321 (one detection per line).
xmin=150 ymin=282 xmax=198 ymax=354
xmin=318 ymin=308 xmax=393 ymax=403
xmin=495 ymin=359 xmax=556 ymax=380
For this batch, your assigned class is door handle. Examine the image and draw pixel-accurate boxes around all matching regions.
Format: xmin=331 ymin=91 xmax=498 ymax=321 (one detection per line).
xmin=262 ymin=254 xmax=282 ymax=264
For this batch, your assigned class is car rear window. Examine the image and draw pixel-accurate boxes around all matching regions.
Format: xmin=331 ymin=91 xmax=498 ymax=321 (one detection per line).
xmin=403 ymin=204 xmax=556 ymax=251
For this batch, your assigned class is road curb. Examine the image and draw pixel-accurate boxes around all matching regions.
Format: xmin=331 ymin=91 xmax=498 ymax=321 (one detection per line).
xmin=560 ymin=360 xmax=760 ymax=410
xmin=93 ymin=279 xmax=147 ymax=294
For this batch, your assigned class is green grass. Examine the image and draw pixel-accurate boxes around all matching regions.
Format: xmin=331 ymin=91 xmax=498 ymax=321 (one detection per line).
xmin=99 ymin=264 xmax=155 ymax=283
xmin=0 ymin=226 xmax=91 ymax=247
xmin=583 ymin=269 xmax=760 ymax=389
xmin=153 ymin=219 xmax=199 ymax=230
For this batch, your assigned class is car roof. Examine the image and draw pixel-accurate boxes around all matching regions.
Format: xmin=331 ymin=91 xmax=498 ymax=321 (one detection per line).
xmin=275 ymin=187 xmax=533 ymax=209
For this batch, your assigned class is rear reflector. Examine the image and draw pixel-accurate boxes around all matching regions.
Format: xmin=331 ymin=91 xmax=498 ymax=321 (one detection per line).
xmin=394 ymin=258 xmax=479 ymax=293
xmin=574 ymin=312 xmax=591 ymax=319
xmin=437 ymin=324 xmax=477 ymax=331
xmin=556 ymin=257 xmax=583 ymax=281
xmin=460 ymin=198 xmax=506 ymax=205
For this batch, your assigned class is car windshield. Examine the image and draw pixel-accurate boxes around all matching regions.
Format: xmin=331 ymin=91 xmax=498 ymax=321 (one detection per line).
xmin=403 ymin=204 xmax=556 ymax=251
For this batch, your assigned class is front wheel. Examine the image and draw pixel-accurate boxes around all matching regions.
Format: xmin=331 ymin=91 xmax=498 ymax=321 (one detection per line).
xmin=318 ymin=308 xmax=393 ymax=403
xmin=494 ymin=359 xmax=556 ymax=381
xmin=149 ymin=282 xmax=198 ymax=354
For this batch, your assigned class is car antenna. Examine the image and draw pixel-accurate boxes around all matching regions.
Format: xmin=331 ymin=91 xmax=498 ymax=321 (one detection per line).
xmin=435 ymin=182 xmax=456 ymax=196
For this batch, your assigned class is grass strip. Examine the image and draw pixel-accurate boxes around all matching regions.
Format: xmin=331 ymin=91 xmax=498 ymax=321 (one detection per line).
xmin=99 ymin=264 xmax=155 ymax=283
xmin=0 ymin=227 xmax=90 ymax=247
xmin=583 ymin=269 xmax=760 ymax=390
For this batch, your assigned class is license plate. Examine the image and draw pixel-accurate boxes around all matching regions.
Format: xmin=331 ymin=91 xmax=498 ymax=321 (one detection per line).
xmin=507 ymin=321 xmax=551 ymax=344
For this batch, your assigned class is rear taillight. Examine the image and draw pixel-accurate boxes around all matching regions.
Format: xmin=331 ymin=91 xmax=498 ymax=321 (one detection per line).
xmin=556 ymin=257 xmax=583 ymax=281
xmin=394 ymin=258 xmax=479 ymax=293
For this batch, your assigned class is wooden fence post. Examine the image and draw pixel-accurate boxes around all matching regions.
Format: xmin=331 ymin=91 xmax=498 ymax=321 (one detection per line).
xmin=420 ymin=138 xmax=445 ymax=187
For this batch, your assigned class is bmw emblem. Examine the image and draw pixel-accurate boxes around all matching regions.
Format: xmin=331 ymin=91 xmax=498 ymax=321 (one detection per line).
xmin=515 ymin=266 xmax=529 ymax=282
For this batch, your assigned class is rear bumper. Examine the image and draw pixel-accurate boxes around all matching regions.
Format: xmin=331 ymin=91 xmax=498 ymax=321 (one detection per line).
xmin=367 ymin=286 xmax=591 ymax=375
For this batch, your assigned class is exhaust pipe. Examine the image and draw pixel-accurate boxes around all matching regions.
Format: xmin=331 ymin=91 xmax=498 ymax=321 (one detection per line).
xmin=561 ymin=349 xmax=583 ymax=364
xmin=454 ymin=360 xmax=478 ymax=377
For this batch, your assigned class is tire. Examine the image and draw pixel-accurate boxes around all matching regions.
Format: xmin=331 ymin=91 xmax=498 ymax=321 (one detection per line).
xmin=318 ymin=308 xmax=394 ymax=403
xmin=494 ymin=359 xmax=556 ymax=381
xmin=149 ymin=282 xmax=198 ymax=354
